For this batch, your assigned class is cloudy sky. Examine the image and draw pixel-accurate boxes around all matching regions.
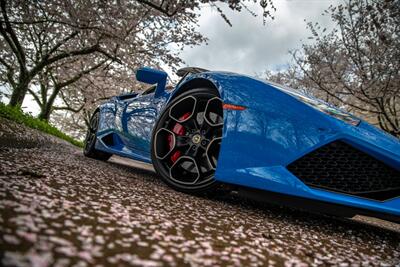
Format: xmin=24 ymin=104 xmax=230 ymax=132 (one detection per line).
xmin=181 ymin=0 xmax=340 ymax=76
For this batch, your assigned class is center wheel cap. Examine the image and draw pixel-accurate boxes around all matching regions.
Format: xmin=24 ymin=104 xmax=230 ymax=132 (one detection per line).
xmin=192 ymin=134 xmax=201 ymax=144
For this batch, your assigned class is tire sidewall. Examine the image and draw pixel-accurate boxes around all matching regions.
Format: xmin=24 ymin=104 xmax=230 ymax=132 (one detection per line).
xmin=83 ymin=112 xmax=98 ymax=156
xmin=83 ymin=110 xmax=112 ymax=161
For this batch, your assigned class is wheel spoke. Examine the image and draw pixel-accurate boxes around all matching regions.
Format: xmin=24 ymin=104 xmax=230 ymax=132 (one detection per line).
xmin=169 ymin=95 xmax=197 ymax=123
xmin=206 ymin=137 xmax=222 ymax=170
xmin=175 ymin=135 xmax=191 ymax=147
xmin=210 ymin=126 xmax=223 ymax=140
xmin=154 ymin=128 xmax=176 ymax=160
xmin=169 ymin=156 xmax=200 ymax=185
xmin=181 ymin=117 xmax=200 ymax=132
xmin=203 ymin=97 xmax=223 ymax=127
xmin=186 ymin=144 xmax=201 ymax=157
xmin=200 ymin=121 xmax=222 ymax=140
xmin=197 ymin=152 xmax=214 ymax=175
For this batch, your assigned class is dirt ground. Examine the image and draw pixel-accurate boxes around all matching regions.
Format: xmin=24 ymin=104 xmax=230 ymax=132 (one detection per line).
xmin=1 ymin=118 xmax=399 ymax=266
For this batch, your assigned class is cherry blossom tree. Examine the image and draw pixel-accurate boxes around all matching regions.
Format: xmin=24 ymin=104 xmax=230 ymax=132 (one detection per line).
xmin=0 ymin=0 xmax=275 ymax=107
xmin=267 ymin=0 xmax=399 ymax=137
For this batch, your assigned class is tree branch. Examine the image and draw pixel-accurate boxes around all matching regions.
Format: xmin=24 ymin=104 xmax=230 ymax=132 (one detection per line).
xmin=0 ymin=0 xmax=27 ymax=72
xmin=136 ymin=0 xmax=180 ymax=17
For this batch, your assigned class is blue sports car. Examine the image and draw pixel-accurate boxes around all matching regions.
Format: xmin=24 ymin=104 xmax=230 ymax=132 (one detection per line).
xmin=84 ymin=67 xmax=400 ymax=223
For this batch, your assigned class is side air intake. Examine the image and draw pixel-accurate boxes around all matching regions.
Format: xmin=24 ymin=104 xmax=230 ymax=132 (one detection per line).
xmin=287 ymin=141 xmax=400 ymax=201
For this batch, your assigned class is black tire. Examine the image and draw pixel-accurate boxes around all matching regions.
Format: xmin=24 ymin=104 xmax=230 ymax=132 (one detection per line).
xmin=83 ymin=110 xmax=112 ymax=161
xmin=151 ymin=88 xmax=224 ymax=194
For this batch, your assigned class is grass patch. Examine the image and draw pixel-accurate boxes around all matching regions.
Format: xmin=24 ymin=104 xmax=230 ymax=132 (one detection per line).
xmin=0 ymin=103 xmax=83 ymax=148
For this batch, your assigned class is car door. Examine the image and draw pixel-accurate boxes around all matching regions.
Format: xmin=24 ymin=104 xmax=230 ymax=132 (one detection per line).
xmin=119 ymin=88 xmax=169 ymax=157
xmin=118 ymin=92 xmax=156 ymax=156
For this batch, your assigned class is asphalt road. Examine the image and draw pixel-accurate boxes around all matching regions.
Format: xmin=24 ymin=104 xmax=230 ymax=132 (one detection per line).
xmin=1 ymin=118 xmax=399 ymax=267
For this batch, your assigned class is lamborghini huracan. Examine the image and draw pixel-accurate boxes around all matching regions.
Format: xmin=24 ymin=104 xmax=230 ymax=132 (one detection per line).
xmin=84 ymin=67 xmax=400 ymax=222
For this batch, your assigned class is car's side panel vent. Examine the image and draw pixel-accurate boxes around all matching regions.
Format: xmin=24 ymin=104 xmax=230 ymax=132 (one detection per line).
xmin=101 ymin=133 xmax=115 ymax=147
xmin=287 ymin=141 xmax=400 ymax=201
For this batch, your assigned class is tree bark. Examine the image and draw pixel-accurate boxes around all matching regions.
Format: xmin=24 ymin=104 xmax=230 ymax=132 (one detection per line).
xmin=38 ymin=105 xmax=51 ymax=121
xmin=37 ymin=84 xmax=60 ymax=121
xmin=8 ymin=78 xmax=29 ymax=106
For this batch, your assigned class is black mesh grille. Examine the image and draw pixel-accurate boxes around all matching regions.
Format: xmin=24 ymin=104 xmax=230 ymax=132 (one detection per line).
xmin=287 ymin=141 xmax=400 ymax=201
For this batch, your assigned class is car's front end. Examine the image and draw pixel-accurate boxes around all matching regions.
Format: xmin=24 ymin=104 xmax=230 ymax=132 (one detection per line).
xmin=176 ymin=71 xmax=400 ymax=222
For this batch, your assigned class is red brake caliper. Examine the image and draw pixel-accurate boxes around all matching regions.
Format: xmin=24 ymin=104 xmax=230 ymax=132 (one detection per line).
xmin=168 ymin=112 xmax=191 ymax=163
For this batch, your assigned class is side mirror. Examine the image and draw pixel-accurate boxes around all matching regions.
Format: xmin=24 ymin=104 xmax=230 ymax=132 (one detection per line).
xmin=136 ymin=67 xmax=168 ymax=98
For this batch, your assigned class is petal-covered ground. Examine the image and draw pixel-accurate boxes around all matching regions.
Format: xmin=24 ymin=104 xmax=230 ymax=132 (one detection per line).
xmin=1 ymin=118 xmax=399 ymax=267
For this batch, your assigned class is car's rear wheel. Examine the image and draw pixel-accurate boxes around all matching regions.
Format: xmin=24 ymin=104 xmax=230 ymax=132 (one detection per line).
xmin=151 ymin=88 xmax=223 ymax=194
xmin=83 ymin=110 xmax=112 ymax=161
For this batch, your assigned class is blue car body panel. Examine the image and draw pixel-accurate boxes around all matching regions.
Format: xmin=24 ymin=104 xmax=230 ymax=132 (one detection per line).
xmin=95 ymin=70 xmax=400 ymax=218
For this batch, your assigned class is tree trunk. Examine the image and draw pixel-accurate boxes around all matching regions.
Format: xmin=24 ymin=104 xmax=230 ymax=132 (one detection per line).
xmin=8 ymin=80 xmax=29 ymax=107
xmin=38 ymin=105 xmax=52 ymax=121
xmin=37 ymin=85 xmax=60 ymax=121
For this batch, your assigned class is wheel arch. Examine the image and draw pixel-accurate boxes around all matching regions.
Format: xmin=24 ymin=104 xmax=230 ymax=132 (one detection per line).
xmin=90 ymin=107 xmax=101 ymax=128
xmin=89 ymin=107 xmax=101 ymax=124
xmin=93 ymin=107 xmax=101 ymax=115
xmin=168 ymin=77 xmax=221 ymax=104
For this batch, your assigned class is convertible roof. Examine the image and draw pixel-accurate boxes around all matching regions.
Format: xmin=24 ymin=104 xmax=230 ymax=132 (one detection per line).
xmin=176 ymin=67 xmax=209 ymax=77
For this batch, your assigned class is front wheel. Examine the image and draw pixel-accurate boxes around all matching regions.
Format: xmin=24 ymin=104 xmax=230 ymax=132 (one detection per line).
xmin=151 ymin=88 xmax=224 ymax=194
xmin=83 ymin=110 xmax=112 ymax=161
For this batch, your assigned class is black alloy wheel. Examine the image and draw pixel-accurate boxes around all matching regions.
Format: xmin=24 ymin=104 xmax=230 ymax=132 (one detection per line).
xmin=83 ymin=110 xmax=112 ymax=161
xmin=151 ymin=88 xmax=223 ymax=194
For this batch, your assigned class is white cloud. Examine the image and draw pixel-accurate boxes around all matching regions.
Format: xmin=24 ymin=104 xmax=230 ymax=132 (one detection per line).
xmin=181 ymin=0 xmax=340 ymax=76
